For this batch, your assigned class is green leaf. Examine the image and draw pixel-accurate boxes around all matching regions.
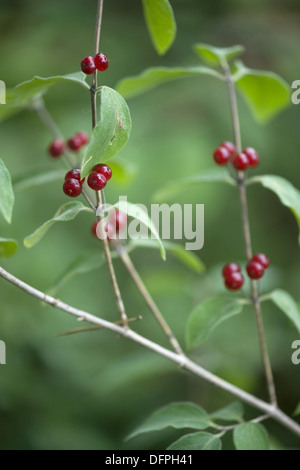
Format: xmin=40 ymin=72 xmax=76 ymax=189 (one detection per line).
xmin=168 ymin=431 xmax=222 ymax=450
xmin=24 ymin=201 xmax=92 ymax=249
xmin=248 ymin=175 xmax=300 ymax=244
xmin=186 ymin=295 xmax=247 ymax=349
xmin=81 ymin=87 xmax=131 ymax=178
xmin=127 ymin=402 xmax=213 ymax=440
xmin=14 ymin=169 xmax=66 ymax=192
xmin=0 ymin=73 xmax=88 ymax=122
xmin=194 ymin=43 xmax=245 ymax=66
xmin=154 ymin=167 xmax=236 ymax=202
xmin=142 ymin=0 xmax=176 ymax=55
xmin=293 ymin=402 xmax=300 ymax=417
xmin=0 ymin=159 xmax=15 ymax=224
xmin=262 ymin=289 xmax=300 ymax=335
xmin=112 ymin=199 xmax=166 ymax=260
xmin=128 ymin=239 xmax=205 ymax=273
xmin=234 ymin=61 xmax=290 ymax=122
xmin=233 ymin=423 xmax=269 ymax=450
xmin=47 ymin=252 xmax=105 ymax=296
xmin=210 ymin=402 xmax=244 ymax=423
xmin=0 ymin=238 xmax=18 ymax=258
xmin=116 ymin=66 xmax=223 ymax=99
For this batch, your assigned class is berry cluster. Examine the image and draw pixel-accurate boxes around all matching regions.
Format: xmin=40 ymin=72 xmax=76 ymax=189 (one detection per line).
xmin=222 ymin=253 xmax=270 ymax=291
xmin=63 ymin=169 xmax=85 ymax=198
xmin=87 ymin=163 xmax=112 ymax=191
xmin=48 ymin=131 xmax=89 ymax=158
xmin=81 ymin=53 xmax=109 ymax=75
xmin=213 ymin=142 xmax=259 ymax=171
xmin=92 ymin=210 xmax=128 ymax=242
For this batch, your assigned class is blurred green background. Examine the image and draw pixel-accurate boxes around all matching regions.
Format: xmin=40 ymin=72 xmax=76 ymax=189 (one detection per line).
xmin=0 ymin=0 xmax=300 ymax=450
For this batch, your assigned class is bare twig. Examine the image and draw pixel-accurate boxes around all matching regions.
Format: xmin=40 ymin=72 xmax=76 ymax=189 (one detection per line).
xmin=0 ymin=265 xmax=299 ymax=437
xmin=223 ymin=63 xmax=277 ymax=407
xmin=118 ymin=246 xmax=183 ymax=355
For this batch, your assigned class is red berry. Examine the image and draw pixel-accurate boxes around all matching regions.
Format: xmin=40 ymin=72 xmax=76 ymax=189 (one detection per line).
xmin=63 ymin=178 xmax=82 ymax=197
xmin=48 ymin=138 xmax=65 ymax=157
xmin=94 ymin=53 xmax=109 ymax=72
xmin=225 ymin=272 xmax=244 ymax=290
xmin=222 ymin=262 xmax=241 ymax=279
xmin=76 ymin=131 xmax=89 ymax=146
xmin=233 ymin=152 xmax=249 ymax=171
xmin=93 ymin=163 xmax=112 ymax=181
xmin=243 ymin=147 xmax=259 ymax=168
xmin=65 ymin=169 xmax=85 ymax=184
xmin=213 ymin=146 xmax=230 ymax=165
xmin=105 ymin=222 xmax=115 ymax=241
xmin=246 ymin=261 xmax=265 ymax=280
xmin=91 ymin=221 xmax=98 ymax=237
xmin=221 ymin=141 xmax=235 ymax=156
xmin=67 ymin=135 xmax=82 ymax=151
xmin=87 ymin=171 xmax=107 ymax=190
xmin=251 ymin=253 xmax=270 ymax=269
xmin=81 ymin=56 xmax=96 ymax=74
xmin=110 ymin=210 xmax=128 ymax=232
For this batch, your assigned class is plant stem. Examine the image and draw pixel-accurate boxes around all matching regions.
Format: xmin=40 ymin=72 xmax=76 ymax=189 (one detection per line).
xmin=118 ymin=246 xmax=183 ymax=355
xmin=223 ymin=63 xmax=277 ymax=406
xmin=0 ymin=265 xmax=299 ymax=437
xmin=90 ymin=0 xmax=104 ymax=128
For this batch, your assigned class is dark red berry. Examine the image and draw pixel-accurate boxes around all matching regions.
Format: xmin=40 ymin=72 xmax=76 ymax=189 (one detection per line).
xmin=221 ymin=141 xmax=235 ymax=156
xmin=233 ymin=152 xmax=249 ymax=171
xmin=213 ymin=146 xmax=230 ymax=165
xmin=243 ymin=147 xmax=259 ymax=168
xmin=110 ymin=210 xmax=128 ymax=232
xmin=65 ymin=169 xmax=85 ymax=184
xmin=92 ymin=221 xmax=99 ymax=238
xmin=251 ymin=253 xmax=270 ymax=269
xmin=105 ymin=222 xmax=115 ymax=241
xmin=246 ymin=260 xmax=265 ymax=279
xmin=81 ymin=56 xmax=96 ymax=75
xmin=222 ymin=262 xmax=241 ymax=279
xmin=76 ymin=131 xmax=89 ymax=146
xmin=67 ymin=135 xmax=82 ymax=151
xmin=225 ymin=272 xmax=244 ymax=290
xmin=94 ymin=53 xmax=109 ymax=72
xmin=93 ymin=163 xmax=112 ymax=181
xmin=63 ymin=178 xmax=82 ymax=197
xmin=48 ymin=138 xmax=65 ymax=157
xmin=87 ymin=171 xmax=107 ymax=190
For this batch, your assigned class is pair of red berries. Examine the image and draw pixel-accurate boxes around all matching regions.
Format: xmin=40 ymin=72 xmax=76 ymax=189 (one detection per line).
xmin=62 ymin=163 xmax=112 ymax=197
xmin=81 ymin=53 xmax=109 ymax=75
xmin=213 ymin=141 xmax=259 ymax=171
xmin=222 ymin=253 xmax=270 ymax=291
xmin=48 ymin=132 xmax=89 ymax=158
xmin=92 ymin=210 xmax=128 ymax=241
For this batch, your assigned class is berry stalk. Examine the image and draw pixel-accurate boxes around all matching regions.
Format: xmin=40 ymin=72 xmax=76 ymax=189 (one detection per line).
xmin=223 ymin=61 xmax=277 ymax=407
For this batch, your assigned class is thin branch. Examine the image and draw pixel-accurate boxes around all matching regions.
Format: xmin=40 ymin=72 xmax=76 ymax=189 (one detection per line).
xmin=0 ymin=265 xmax=299 ymax=438
xmin=223 ymin=63 xmax=277 ymax=407
xmin=118 ymin=246 xmax=183 ymax=355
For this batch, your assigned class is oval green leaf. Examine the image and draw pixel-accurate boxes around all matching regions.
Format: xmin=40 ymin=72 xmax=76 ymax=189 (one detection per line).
xmin=247 ymin=175 xmax=300 ymax=245
xmin=210 ymin=401 xmax=244 ymax=424
xmin=0 ymin=238 xmax=18 ymax=258
xmin=154 ymin=167 xmax=236 ymax=202
xmin=233 ymin=423 xmax=269 ymax=450
xmin=116 ymin=66 xmax=224 ymax=99
xmin=127 ymin=402 xmax=212 ymax=440
xmin=81 ymin=87 xmax=131 ymax=178
xmin=262 ymin=289 xmax=300 ymax=334
xmin=24 ymin=201 xmax=93 ymax=248
xmin=186 ymin=295 xmax=247 ymax=349
xmin=112 ymin=199 xmax=166 ymax=260
xmin=142 ymin=0 xmax=176 ymax=55
xmin=194 ymin=43 xmax=245 ymax=66
xmin=167 ymin=431 xmax=222 ymax=450
xmin=234 ymin=61 xmax=290 ymax=122
xmin=0 ymin=159 xmax=15 ymax=224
